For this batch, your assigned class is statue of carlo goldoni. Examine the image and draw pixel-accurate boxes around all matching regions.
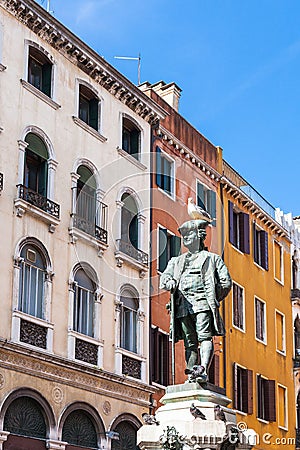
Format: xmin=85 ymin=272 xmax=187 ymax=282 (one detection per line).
xmin=159 ymin=219 xmax=232 ymax=383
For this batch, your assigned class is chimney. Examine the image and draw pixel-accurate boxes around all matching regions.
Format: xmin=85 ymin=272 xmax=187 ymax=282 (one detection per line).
xmin=139 ymin=81 xmax=182 ymax=111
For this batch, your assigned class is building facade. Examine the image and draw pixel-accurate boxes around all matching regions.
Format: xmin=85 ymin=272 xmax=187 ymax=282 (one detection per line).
xmin=221 ymin=161 xmax=295 ymax=448
xmin=140 ymin=81 xmax=225 ymax=405
xmin=0 ymin=0 xmax=164 ymax=448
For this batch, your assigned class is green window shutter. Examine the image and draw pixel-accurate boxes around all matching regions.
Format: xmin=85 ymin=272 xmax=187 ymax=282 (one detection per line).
xmin=170 ymin=235 xmax=181 ymax=257
xmin=130 ymin=129 xmax=140 ymax=158
xmin=156 ymin=147 xmax=162 ymax=188
xmin=38 ymin=159 xmax=48 ymax=197
xmin=129 ymin=214 xmax=138 ymax=249
xmin=159 ymin=227 xmax=168 ymax=272
xmin=42 ymin=63 xmax=52 ymax=97
xmin=89 ymin=98 xmax=99 ymax=130
xmin=207 ymin=190 xmax=216 ymax=226
xmin=197 ymin=182 xmax=205 ymax=209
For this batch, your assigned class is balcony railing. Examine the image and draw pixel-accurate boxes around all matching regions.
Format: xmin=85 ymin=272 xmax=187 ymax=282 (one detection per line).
xmin=17 ymin=184 xmax=60 ymax=218
xmin=72 ymin=213 xmax=108 ymax=245
xmin=223 ymin=161 xmax=276 ymax=220
xmin=116 ymin=239 xmax=148 ymax=266
xmin=0 ymin=173 xmax=3 ymax=191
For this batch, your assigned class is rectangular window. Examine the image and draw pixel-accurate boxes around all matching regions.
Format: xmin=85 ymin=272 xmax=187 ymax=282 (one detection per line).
xmin=275 ymin=310 xmax=285 ymax=354
xmin=197 ymin=181 xmax=216 ymax=226
xmin=79 ymin=85 xmax=99 ymax=131
xmin=151 ymin=327 xmax=170 ymax=386
xmin=208 ymin=353 xmax=220 ymax=386
xmin=257 ymin=375 xmax=276 ymax=421
xmin=233 ymin=363 xmax=253 ymax=414
xmin=232 ymin=282 xmax=245 ymax=331
xmin=253 ymin=223 xmax=269 ymax=270
xmin=278 ymin=384 xmax=288 ymax=429
xmin=158 ymin=227 xmax=181 ymax=272
xmin=255 ymin=297 xmax=266 ymax=343
xmin=274 ymin=241 xmax=283 ymax=282
xmin=228 ymin=201 xmax=250 ymax=253
xmin=156 ymin=147 xmax=175 ymax=197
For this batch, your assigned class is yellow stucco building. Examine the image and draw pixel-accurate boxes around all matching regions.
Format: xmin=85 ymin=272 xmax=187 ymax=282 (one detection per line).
xmin=220 ymin=161 xmax=295 ymax=448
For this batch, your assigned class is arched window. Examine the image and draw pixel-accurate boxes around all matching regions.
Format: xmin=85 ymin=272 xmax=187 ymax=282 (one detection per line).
xmin=122 ymin=117 xmax=141 ymax=160
xmin=4 ymin=396 xmax=47 ymax=439
xmin=111 ymin=421 xmax=138 ymax=450
xmin=120 ymin=289 xmax=139 ymax=353
xmin=28 ymin=45 xmax=53 ymax=97
xmin=19 ymin=243 xmax=46 ymax=319
xmin=62 ymin=410 xmax=98 ymax=448
xmin=78 ymin=84 xmax=100 ymax=131
xmin=73 ymin=267 xmax=96 ymax=337
xmin=121 ymin=193 xmax=138 ymax=249
xmin=24 ymin=133 xmax=48 ymax=198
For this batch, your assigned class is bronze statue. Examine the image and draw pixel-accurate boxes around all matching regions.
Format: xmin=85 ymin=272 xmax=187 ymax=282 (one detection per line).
xmin=160 ymin=219 xmax=232 ymax=383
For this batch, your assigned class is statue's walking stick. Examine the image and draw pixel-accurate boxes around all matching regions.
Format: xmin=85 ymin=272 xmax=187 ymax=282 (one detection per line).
xmin=171 ymin=290 xmax=175 ymax=385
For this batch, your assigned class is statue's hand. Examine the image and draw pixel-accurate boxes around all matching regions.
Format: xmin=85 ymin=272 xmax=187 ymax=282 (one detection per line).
xmin=165 ymin=279 xmax=176 ymax=291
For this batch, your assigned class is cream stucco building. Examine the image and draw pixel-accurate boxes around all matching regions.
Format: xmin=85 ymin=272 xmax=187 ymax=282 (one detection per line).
xmin=0 ymin=0 xmax=165 ymax=448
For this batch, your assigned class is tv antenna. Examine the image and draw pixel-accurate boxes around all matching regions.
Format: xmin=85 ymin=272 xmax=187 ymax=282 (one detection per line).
xmin=114 ymin=53 xmax=141 ymax=85
xmin=41 ymin=0 xmax=53 ymax=14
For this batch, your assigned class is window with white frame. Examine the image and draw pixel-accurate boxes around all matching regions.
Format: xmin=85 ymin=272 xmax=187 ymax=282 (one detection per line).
xmin=232 ymin=282 xmax=245 ymax=331
xmin=274 ymin=240 xmax=283 ymax=283
xmin=73 ymin=268 xmax=96 ymax=338
xmin=275 ymin=310 xmax=285 ymax=354
xmin=197 ymin=181 xmax=216 ymax=226
xmin=18 ymin=244 xmax=46 ymax=319
xmin=156 ymin=147 xmax=175 ymax=197
xmin=255 ymin=297 xmax=266 ymax=343
xmin=121 ymin=294 xmax=138 ymax=353
xmin=278 ymin=384 xmax=288 ymax=429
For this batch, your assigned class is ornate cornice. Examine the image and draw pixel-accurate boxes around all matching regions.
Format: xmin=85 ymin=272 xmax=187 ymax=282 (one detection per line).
xmin=155 ymin=125 xmax=221 ymax=183
xmin=0 ymin=339 xmax=155 ymax=406
xmin=0 ymin=0 xmax=166 ymax=125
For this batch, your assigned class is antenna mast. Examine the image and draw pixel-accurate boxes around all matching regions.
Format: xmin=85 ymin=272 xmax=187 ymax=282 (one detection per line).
xmin=114 ymin=53 xmax=141 ymax=85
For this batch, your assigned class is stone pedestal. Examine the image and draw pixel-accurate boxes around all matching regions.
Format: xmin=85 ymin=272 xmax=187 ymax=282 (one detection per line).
xmin=137 ymin=383 xmax=256 ymax=450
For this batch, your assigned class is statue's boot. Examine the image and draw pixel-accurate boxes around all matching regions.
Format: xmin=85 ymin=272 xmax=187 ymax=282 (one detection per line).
xmin=199 ymin=339 xmax=214 ymax=382
xmin=185 ymin=349 xmax=198 ymax=382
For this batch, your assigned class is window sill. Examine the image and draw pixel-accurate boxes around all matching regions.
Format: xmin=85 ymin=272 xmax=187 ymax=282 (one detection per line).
xmin=13 ymin=310 xmax=54 ymax=329
xmin=115 ymin=347 xmax=145 ymax=361
xmin=232 ymin=323 xmax=246 ymax=334
xmin=255 ymin=336 xmax=267 ymax=346
xmin=14 ymin=197 xmax=60 ymax=232
xmin=276 ymin=349 xmax=286 ymax=356
xmin=274 ymin=276 xmax=284 ymax=286
xmin=117 ymin=148 xmax=146 ymax=171
xmin=0 ymin=63 xmax=6 ymax=72
xmin=157 ymin=186 xmax=176 ymax=201
xmin=257 ymin=418 xmax=269 ymax=425
xmin=69 ymin=225 xmax=108 ymax=257
xmin=12 ymin=310 xmax=54 ymax=353
xmin=21 ymin=79 xmax=61 ymax=110
xmin=72 ymin=116 xmax=107 ymax=143
xmin=254 ymin=261 xmax=267 ymax=271
xmin=235 ymin=410 xmax=248 ymax=416
xmin=68 ymin=330 xmax=103 ymax=346
xmin=231 ymin=244 xmax=246 ymax=256
xmin=278 ymin=425 xmax=288 ymax=432
xmin=152 ymin=381 xmax=168 ymax=390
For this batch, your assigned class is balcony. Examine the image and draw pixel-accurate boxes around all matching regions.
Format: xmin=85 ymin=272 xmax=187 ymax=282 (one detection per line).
xmin=17 ymin=184 xmax=60 ymax=218
xmin=0 ymin=173 xmax=3 ymax=191
xmin=14 ymin=184 xmax=60 ymax=232
xmin=115 ymin=239 xmax=148 ymax=275
xmin=72 ymin=213 xmax=108 ymax=245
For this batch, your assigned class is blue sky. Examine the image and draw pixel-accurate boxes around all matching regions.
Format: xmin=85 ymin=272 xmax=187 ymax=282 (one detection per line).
xmin=42 ymin=0 xmax=300 ymax=215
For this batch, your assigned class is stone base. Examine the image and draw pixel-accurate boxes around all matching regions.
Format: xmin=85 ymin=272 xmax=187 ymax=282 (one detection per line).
xmin=137 ymin=383 xmax=256 ymax=450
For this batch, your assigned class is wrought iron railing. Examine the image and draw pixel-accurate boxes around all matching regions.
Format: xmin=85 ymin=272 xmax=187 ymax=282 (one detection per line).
xmin=0 ymin=173 xmax=3 ymax=191
xmin=116 ymin=239 xmax=148 ymax=265
xmin=17 ymin=184 xmax=60 ymax=218
xmin=72 ymin=213 xmax=108 ymax=244
xmin=223 ymin=161 xmax=276 ymax=220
